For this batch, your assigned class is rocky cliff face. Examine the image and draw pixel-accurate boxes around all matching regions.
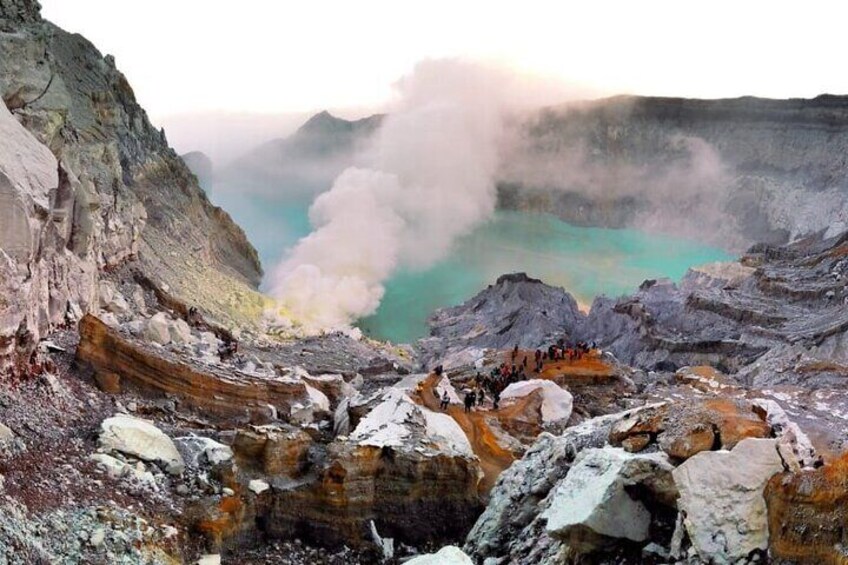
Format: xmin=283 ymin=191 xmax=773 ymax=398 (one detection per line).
xmin=417 ymin=273 xmax=586 ymax=370
xmin=0 ymin=0 xmax=261 ymax=375
xmin=501 ymin=95 xmax=848 ymax=249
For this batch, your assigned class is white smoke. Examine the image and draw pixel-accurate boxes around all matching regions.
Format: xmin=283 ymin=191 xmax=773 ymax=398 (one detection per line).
xmin=269 ymin=60 xmax=577 ymax=332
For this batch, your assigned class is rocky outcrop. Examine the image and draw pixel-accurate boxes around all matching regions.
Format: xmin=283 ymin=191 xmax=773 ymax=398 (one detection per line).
xmin=263 ymin=442 xmax=482 ymax=549
xmin=765 ymin=452 xmax=848 ymax=563
xmin=76 ymin=314 xmax=310 ymax=421
xmin=672 ymin=438 xmax=783 ymax=562
xmin=609 ymin=398 xmax=771 ymax=461
xmin=581 ymin=230 xmax=848 ymax=384
xmin=418 ymin=273 xmax=585 ymax=369
xmin=0 ymin=1 xmax=262 ymax=375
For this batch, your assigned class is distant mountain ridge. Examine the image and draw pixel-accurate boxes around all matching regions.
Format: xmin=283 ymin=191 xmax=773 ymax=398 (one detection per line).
xmin=227 ymin=95 xmax=848 ymax=249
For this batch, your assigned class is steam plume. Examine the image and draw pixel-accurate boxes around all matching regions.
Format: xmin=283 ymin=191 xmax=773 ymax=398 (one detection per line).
xmin=269 ymin=60 xmax=513 ymax=331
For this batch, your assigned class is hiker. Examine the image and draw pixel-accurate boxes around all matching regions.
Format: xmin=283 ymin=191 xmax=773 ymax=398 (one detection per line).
xmin=477 ymin=387 xmax=485 ymax=406
xmin=522 ymin=355 xmax=528 ymax=369
xmin=440 ymin=390 xmax=450 ymax=410
xmin=434 ymin=365 xmax=443 ymax=376
xmin=493 ymin=390 xmax=500 ymax=410
xmin=464 ymin=390 xmax=475 ymax=413
xmin=186 ymin=306 xmax=202 ymax=327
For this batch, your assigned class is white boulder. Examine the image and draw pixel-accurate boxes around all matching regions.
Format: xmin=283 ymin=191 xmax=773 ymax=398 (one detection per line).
xmin=672 ymin=438 xmax=783 ymax=563
xmin=248 ymin=479 xmax=270 ymax=494
xmin=89 ymin=453 xmax=157 ymax=489
xmin=305 ymin=384 xmax=330 ymax=413
xmin=349 ymin=388 xmax=473 ymax=457
xmin=98 ymin=281 xmax=129 ymax=315
xmin=144 ymin=312 xmax=172 ymax=345
xmin=500 ymin=379 xmax=573 ymax=425
xmin=98 ymin=414 xmax=185 ymax=475
xmin=169 ymin=317 xmax=196 ymax=346
xmin=405 ymin=546 xmax=474 ymax=565
xmin=542 ymin=447 xmax=675 ymax=550
xmin=422 ymin=409 xmax=474 ymax=457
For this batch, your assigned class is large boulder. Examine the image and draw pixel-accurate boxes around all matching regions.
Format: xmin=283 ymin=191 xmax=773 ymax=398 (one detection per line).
xmin=98 ymin=414 xmax=185 ymax=475
xmin=349 ymin=388 xmax=473 ymax=458
xmin=672 ymin=438 xmax=783 ymax=562
xmin=542 ymin=447 xmax=676 ymax=552
xmin=143 ymin=312 xmax=172 ymax=345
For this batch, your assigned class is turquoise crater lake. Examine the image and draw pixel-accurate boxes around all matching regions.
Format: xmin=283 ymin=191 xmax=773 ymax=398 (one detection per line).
xmin=212 ymin=191 xmax=734 ymax=344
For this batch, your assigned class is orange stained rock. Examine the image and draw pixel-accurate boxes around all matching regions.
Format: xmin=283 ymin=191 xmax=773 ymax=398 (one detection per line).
xmin=196 ymin=495 xmax=246 ymax=548
xmin=702 ymin=397 xmax=771 ymax=449
xmin=503 ymin=349 xmax=616 ymax=384
xmin=766 ymin=452 xmax=848 ymax=564
xmin=415 ymin=374 xmax=517 ymax=494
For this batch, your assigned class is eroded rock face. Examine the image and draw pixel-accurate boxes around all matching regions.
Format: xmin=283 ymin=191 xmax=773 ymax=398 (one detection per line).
xmin=765 ymin=453 xmax=848 ymax=563
xmin=265 ymin=442 xmax=483 ymax=548
xmin=672 ymin=438 xmax=783 ymax=562
xmin=76 ymin=315 xmax=309 ymax=421
xmin=0 ymin=2 xmax=262 ymax=375
xmin=501 ymin=95 xmax=848 ymax=248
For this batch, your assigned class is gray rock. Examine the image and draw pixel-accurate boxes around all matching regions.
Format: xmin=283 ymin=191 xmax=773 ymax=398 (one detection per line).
xmin=542 ymin=447 xmax=675 ymax=551
xmin=144 ymin=313 xmax=171 ymax=345
xmin=419 ymin=273 xmax=585 ymax=369
xmin=672 ymin=438 xmax=783 ymax=563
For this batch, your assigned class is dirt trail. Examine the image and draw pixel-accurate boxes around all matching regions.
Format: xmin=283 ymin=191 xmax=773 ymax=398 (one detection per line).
xmin=415 ymin=374 xmax=516 ymax=494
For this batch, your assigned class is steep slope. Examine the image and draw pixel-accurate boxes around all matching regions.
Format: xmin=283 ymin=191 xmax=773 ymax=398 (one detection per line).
xmin=0 ymin=0 xmax=262 ymax=374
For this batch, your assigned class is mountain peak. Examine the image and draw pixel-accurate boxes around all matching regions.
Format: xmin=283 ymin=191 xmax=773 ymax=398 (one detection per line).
xmin=299 ymin=110 xmax=345 ymax=134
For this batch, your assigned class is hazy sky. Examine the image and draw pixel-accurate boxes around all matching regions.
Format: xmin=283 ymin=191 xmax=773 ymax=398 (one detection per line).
xmin=39 ymin=0 xmax=848 ymax=157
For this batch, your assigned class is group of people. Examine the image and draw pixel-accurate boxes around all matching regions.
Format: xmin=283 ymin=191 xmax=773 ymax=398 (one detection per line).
xmin=433 ymin=336 xmax=599 ymax=414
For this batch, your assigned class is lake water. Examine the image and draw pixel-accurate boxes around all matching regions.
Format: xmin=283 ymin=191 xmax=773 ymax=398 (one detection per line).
xmin=213 ymin=192 xmax=734 ymax=344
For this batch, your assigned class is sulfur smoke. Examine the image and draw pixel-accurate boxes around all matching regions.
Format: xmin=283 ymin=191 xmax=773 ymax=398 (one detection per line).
xmin=269 ymin=60 xmax=516 ymax=332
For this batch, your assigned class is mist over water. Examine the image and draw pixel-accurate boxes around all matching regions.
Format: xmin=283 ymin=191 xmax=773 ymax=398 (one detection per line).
xmin=360 ymin=210 xmax=733 ymax=342
xmin=205 ymin=61 xmax=739 ymax=341
xmin=211 ymin=186 xmax=732 ymax=343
